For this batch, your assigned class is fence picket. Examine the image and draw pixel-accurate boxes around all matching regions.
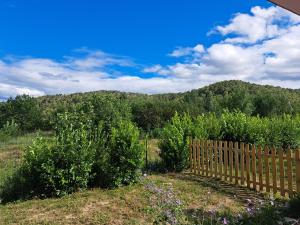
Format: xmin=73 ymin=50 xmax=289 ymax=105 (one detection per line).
xmin=271 ymin=146 xmax=277 ymax=194
xmin=246 ymin=144 xmax=251 ymax=189
xmin=286 ymin=148 xmax=293 ymax=196
xmin=209 ymin=141 xmax=213 ymax=177
xmin=235 ymin=142 xmax=239 ymax=185
xmin=251 ymin=145 xmax=257 ymax=190
xmin=193 ymin=140 xmax=197 ymax=175
xmin=214 ymin=141 xmax=218 ymax=177
xmin=241 ymin=143 xmax=245 ymax=186
xmin=224 ymin=141 xmax=228 ymax=181
xmin=278 ymin=148 xmax=285 ymax=196
xmin=264 ymin=146 xmax=270 ymax=193
xmin=189 ymin=139 xmax=193 ymax=173
xmin=219 ymin=141 xmax=223 ymax=180
xmin=197 ymin=140 xmax=201 ymax=175
xmin=296 ymin=150 xmax=300 ymax=193
xmin=229 ymin=142 xmax=233 ymax=183
xmin=258 ymin=146 xmax=263 ymax=191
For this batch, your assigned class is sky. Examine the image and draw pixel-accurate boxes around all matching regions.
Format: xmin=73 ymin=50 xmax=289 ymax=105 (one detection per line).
xmin=0 ymin=0 xmax=300 ymax=99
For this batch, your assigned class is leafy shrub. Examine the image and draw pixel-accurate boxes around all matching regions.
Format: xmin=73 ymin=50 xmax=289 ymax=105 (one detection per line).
xmin=244 ymin=116 xmax=267 ymax=145
xmin=220 ymin=110 xmax=247 ymax=142
xmin=0 ymin=109 xmax=145 ymax=202
xmin=194 ymin=113 xmax=222 ymax=140
xmin=22 ymin=112 xmax=95 ymax=197
xmin=159 ymin=113 xmax=193 ymax=172
xmin=93 ymin=120 xmax=143 ymax=188
xmin=0 ymin=120 xmax=20 ymax=141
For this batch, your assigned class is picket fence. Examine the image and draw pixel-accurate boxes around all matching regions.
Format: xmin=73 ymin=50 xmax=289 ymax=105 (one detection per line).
xmin=189 ymin=139 xmax=300 ymax=197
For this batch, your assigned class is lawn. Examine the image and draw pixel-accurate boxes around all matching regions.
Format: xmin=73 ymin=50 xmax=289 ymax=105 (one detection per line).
xmin=0 ymin=134 xmax=294 ymax=225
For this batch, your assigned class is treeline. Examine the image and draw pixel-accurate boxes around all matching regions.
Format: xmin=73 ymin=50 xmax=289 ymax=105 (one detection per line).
xmin=1 ymin=80 xmax=300 ymax=134
xmin=159 ymin=111 xmax=300 ymax=172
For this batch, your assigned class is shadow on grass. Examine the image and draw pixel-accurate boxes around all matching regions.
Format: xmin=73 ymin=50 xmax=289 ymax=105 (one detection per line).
xmin=166 ymin=172 xmax=267 ymax=205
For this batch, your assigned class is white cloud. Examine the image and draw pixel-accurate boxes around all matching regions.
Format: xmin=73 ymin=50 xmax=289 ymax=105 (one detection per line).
xmin=216 ymin=6 xmax=300 ymax=44
xmin=169 ymin=44 xmax=205 ymax=57
xmin=153 ymin=6 xmax=300 ymax=89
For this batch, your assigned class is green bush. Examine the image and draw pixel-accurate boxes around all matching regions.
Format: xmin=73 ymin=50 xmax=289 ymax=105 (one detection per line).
xmin=159 ymin=113 xmax=193 ymax=172
xmin=0 ymin=120 xmax=20 ymax=141
xmin=244 ymin=116 xmax=267 ymax=145
xmin=0 ymin=110 xmax=144 ymax=202
xmin=193 ymin=113 xmax=222 ymax=140
xmin=22 ymin=112 xmax=95 ymax=197
xmin=220 ymin=110 xmax=247 ymax=142
xmin=107 ymin=120 xmax=143 ymax=187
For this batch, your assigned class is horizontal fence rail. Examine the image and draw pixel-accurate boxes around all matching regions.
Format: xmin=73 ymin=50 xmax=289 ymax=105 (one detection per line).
xmin=189 ymin=139 xmax=300 ymax=198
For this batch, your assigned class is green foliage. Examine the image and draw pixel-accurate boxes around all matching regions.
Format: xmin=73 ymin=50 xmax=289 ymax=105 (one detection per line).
xmin=107 ymin=120 xmax=143 ymax=187
xmin=284 ymin=194 xmax=300 ymax=218
xmin=220 ymin=110 xmax=248 ymax=142
xmin=22 ymin=112 xmax=95 ymax=197
xmin=159 ymin=113 xmax=193 ymax=172
xmin=1 ymin=81 xmax=300 ymax=135
xmin=0 ymin=120 xmax=20 ymax=141
xmin=0 ymin=95 xmax=41 ymax=132
xmin=1 ymin=108 xmax=144 ymax=202
xmin=195 ymin=113 xmax=221 ymax=140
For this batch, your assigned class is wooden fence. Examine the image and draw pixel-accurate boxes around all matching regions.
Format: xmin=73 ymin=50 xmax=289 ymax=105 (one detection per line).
xmin=189 ymin=139 xmax=300 ymax=197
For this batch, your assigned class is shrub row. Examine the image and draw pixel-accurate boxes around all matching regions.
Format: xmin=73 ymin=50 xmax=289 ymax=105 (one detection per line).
xmin=159 ymin=111 xmax=300 ymax=171
xmin=0 ymin=110 xmax=144 ymax=202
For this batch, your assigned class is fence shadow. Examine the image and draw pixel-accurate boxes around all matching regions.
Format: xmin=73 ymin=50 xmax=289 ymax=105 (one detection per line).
xmin=167 ymin=172 xmax=267 ymax=204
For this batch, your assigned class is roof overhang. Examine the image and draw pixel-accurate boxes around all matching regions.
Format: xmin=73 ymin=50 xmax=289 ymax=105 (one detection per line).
xmin=268 ymin=0 xmax=300 ymax=16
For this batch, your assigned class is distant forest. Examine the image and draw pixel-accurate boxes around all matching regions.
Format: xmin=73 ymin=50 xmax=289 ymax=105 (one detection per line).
xmin=1 ymin=80 xmax=300 ymax=134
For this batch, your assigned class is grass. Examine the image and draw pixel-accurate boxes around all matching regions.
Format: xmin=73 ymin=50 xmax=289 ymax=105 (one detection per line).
xmin=0 ymin=134 xmax=289 ymax=224
xmin=0 ymin=174 xmax=246 ymax=225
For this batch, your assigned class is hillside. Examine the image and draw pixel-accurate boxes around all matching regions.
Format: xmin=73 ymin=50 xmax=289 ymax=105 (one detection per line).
xmin=1 ymin=80 xmax=300 ymax=132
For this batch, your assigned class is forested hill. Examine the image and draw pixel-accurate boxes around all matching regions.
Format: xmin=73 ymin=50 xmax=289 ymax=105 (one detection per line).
xmin=1 ymin=80 xmax=300 ymax=132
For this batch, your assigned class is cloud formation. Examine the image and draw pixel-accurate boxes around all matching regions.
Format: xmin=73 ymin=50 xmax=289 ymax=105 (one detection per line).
xmin=145 ymin=6 xmax=300 ymax=89
xmin=0 ymin=6 xmax=300 ymax=99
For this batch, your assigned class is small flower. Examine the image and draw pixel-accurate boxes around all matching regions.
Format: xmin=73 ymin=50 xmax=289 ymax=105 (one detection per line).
xmin=222 ymin=217 xmax=229 ymax=224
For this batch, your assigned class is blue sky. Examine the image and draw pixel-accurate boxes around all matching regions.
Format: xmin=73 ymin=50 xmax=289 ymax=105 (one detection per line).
xmin=0 ymin=0 xmax=299 ymax=99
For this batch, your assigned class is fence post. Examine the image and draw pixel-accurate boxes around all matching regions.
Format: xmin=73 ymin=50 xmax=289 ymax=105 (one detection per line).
xmin=296 ymin=150 xmax=300 ymax=194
